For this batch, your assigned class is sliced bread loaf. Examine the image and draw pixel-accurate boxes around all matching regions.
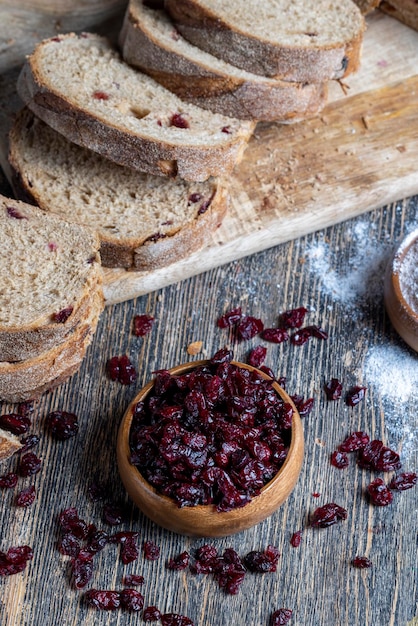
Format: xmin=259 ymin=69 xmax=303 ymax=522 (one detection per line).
xmin=165 ymin=0 xmax=365 ymax=82
xmin=0 ymin=288 xmax=103 ymax=403
xmin=0 ymin=428 xmax=23 ymax=462
xmin=0 ymin=194 xmax=103 ymax=362
xmin=119 ymin=0 xmax=328 ymax=122
xmin=17 ymin=32 xmax=255 ymax=182
xmin=9 ymin=108 xmax=228 ymax=271
xmin=380 ymin=0 xmax=418 ymax=31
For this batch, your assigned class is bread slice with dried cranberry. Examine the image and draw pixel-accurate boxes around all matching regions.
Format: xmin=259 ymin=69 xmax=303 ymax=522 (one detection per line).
xmin=9 ymin=108 xmax=228 ymax=271
xmin=165 ymin=0 xmax=365 ymax=82
xmin=0 ymin=428 xmax=23 ymax=462
xmin=0 ymin=194 xmax=103 ymax=362
xmin=17 ymin=32 xmax=254 ymax=182
xmin=119 ymin=0 xmax=328 ymax=122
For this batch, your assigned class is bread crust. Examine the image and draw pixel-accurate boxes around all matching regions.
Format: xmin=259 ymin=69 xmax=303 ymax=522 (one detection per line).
xmin=380 ymin=0 xmax=418 ymax=30
xmin=120 ymin=3 xmax=328 ymax=121
xmin=165 ymin=0 xmax=365 ymax=82
xmin=0 ymin=428 xmax=23 ymax=463
xmin=17 ymin=33 xmax=255 ymax=182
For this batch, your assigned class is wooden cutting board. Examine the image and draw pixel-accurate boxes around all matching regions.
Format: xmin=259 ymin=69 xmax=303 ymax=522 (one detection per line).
xmin=1 ymin=9 xmax=417 ymax=305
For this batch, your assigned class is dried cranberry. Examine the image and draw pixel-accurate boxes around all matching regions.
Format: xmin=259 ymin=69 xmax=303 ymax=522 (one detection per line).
xmin=217 ymin=307 xmax=242 ymax=328
xmin=103 ymin=503 xmax=125 ymax=526
xmin=59 ymin=508 xmax=88 ymax=539
xmin=290 ymin=531 xmax=302 ymax=548
xmin=19 ymin=452 xmax=42 ymax=476
xmin=291 ymin=325 xmax=327 ymax=345
xmin=259 ymin=365 xmax=275 ymax=379
xmin=6 ymin=206 xmax=27 ymax=219
xmin=345 ymin=386 xmax=367 ymax=406
xmin=85 ymin=589 xmax=120 ymax=609
xmin=46 ymin=411 xmax=79 ymax=440
xmin=57 ymin=532 xmax=81 ymax=558
xmin=106 ymin=355 xmax=137 ymax=385
xmin=260 ymin=328 xmax=289 ymax=343
xmin=324 ymin=378 xmax=343 ymax=400
xmin=389 ymin=472 xmax=417 ymax=491
xmin=86 ymin=529 xmax=109 ymax=555
xmin=71 ymin=551 xmax=94 ymax=589
xmin=243 ymin=545 xmax=279 ymax=573
xmin=330 ymin=450 xmax=349 ymax=469
xmin=188 ymin=192 xmax=202 ymax=204
xmin=111 ymin=532 xmax=139 ymax=564
xmin=280 ymin=307 xmax=307 ymax=329
xmin=87 ymin=479 xmax=107 ymax=502
xmin=0 ymin=545 xmax=33 ymax=576
xmin=143 ymin=606 xmax=162 ymax=621
xmin=338 ymin=431 xmax=370 ymax=452
xmin=212 ymin=549 xmax=246 ymax=595
xmin=166 ymin=551 xmax=190 ymax=571
xmin=161 ymin=614 xmax=194 ymax=626
xmin=143 ymin=540 xmax=160 ymax=561
xmin=357 ymin=440 xmax=401 ymax=472
xmin=291 ymin=395 xmax=314 ymax=418
xmin=123 ymin=574 xmax=144 ymax=587
xmin=120 ymin=589 xmax=144 ymax=611
xmin=310 ymin=503 xmax=347 ymax=528
xmin=133 ymin=314 xmax=154 ymax=337
xmin=270 ymin=608 xmax=293 ymax=625
xmin=352 ymin=556 xmax=372 ymax=569
xmin=236 ymin=316 xmax=264 ymax=340
xmin=19 ymin=434 xmax=40 ymax=453
xmin=51 ymin=307 xmax=73 ymax=323
xmin=367 ymin=478 xmax=393 ymax=506
xmin=221 ymin=126 xmax=232 ymax=133
xmin=170 ymin=113 xmax=189 ymax=128
xmin=15 ymin=485 xmax=36 ymax=507
xmin=92 ymin=91 xmax=110 ymax=100
xmin=0 ymin=472 xmax=18 ymax=488
xmin=247 ymin=346 xmax=267 ymax=368
xmin=0 ymin=413 xmax=31 ymax=435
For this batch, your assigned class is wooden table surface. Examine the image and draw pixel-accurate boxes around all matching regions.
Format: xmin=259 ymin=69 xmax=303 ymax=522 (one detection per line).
xmin=1 ymin=163 xmax=417 ymax=625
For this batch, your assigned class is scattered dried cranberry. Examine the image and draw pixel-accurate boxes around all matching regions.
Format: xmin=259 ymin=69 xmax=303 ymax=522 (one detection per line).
xmin=260 ymin=328 xmax=289 ymax=343
xmin=166 ymin=551 xmax=190 ymax=571
xmin=357 ymin=440 xmax=401 ymax=472
xmin=143 ymin=606 xmax=162 ymax=621
xmin=324 ymin=378 xmax=343 ymax=400
xmin=15 ymin=485 xmax=36 ymax=507
xmin=291 ymin=395 xmax=314 ymax=418
xmin=19 ymin=452 xmax=42 ymax=476
xmin=86 ymin=529 xmax=109 ymax=555
xmin=57 ymin=533 xmax=81 ymax=558
xmin=143 ymin=540 xmax=160 ymax=561
xmin=247 ymin=345 xmax=267 ymax=368
xmin=19 ymin=434 xmax=40 ymax=453
xmin=212 ymin=548 xmax=246 ymax=595
xmin=352 ymin=556 xmax=372 ymax=569
xmin=170 ymin=113 xmax=189 ymax=128
xmin=59 ymin=508 xmax=88 ymax=539
xmin=290 ymin=530 xmax=302 ymax=548
xmin=161 ymin=614 xmax=194 ymax=626
xmin=310 ymin=503 xmax=347 ymax=528
xmin=51 ymin=307 xmax=73 ymax=323
xmin=120 ymin=588 xmax=144 ymax=611
xmin=338 ymin=431 xmax=370 ymax=452
xmin=345 ymin=386 xmax=367 ymax=406
xmin=0 ymin=545 xmax=33 ymax=576
xmin=0 ymin=472 xmax=18 ymax=488
xmin=259 ymin=365 xmax=275 ymax=379
xmin=389 ymin=472 xmax=417 ymax=491
xmin=330 ymin=450 xmax=349 ymax=469
xmin=123 ymin=574 xmax=144 ymax=587
xmin=236 ymin=315 xmax=264 ymax=340
xmin=217 ymin=307 xmax=242 ymax=328
xmin=367 ymin=478 xmax=393 ymax=506
xmin=110 ymin=532 xmax=139 ymax=564
xmin=46 ymin=411 xmax=79 ymax=440
xmin=221 ymin=126 xmax=232 ymax=134
xmin=106 ymin=355 xmax=137 ymax=385
xmin=0 ymin=413 xmax=31 ymax=435
xmin=103 ymin=503 xmax=125 ymax=526
xmin=71 ymin=550 xmax=94 ymax=589
xmin=280 ymin=306 xmax=308 ymax=329
xmin=133 ymin=314 xmax=155 ymax=337
xmin=243 ymin=545 xmax=279 ymax=573
xmin=291 ymin=325 xmax=328 ymax=345
xmin=85 ymin=589 xmax=120 ymax=610
xmin=270 ymin=608 xmax=293 ymax=625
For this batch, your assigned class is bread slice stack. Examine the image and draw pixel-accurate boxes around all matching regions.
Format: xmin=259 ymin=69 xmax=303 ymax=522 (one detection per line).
xmin=0 ymin=196 xmax=104 ymax=403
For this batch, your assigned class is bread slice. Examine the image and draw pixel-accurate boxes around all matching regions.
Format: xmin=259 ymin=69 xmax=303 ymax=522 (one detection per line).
xmin=119 ymin=0 xmax=328 ymax=122
xmin=165 ymin=0 xmax=365 ymax=82
xmin=0 ymin=428 xmax=23 ymax=463
xmin=380 ymin=0 xmax=418 ymax=31
xmin=9 ymin=108 xmax=228 ymax=271
xmin=0 ymin=194 xmax=103 ymax=362
xmin=353 ymin=0 xmax=381 ymax=14
xmin=0 ymin=288 xmax=103 ymax=403
xmin=17 ymin=32 xmax=255 ymax=182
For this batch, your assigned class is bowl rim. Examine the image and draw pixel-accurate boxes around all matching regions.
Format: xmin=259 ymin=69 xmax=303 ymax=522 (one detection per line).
xmin=117 ymin=359 xmax=304 ymax=516
xmin=390 ymin=228 xmax=418 ymax=322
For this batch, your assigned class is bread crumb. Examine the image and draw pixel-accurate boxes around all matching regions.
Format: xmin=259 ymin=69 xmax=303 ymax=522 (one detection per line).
xmin=187 ymin=341 xmax=203 ymax=355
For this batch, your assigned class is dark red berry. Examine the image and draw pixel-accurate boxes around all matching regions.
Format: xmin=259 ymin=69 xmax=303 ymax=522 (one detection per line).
xmin=367 ymin=478 xmax=393 ymax=506
xmin=216 ymin=307 xmax=242 ymax=328
xmin=161 ymin=614 xmax=194 ymax=626
xmin=143 ymin=606 xmax=162 ymax=621
xmin=291 ymin=325 xmax=327 ymax=345
xmin=123 ymin=574 xmax=144 ymax=587
xmin=15 ymin=485 xmax=36 ymax=507
xmin=57 ymin=532 xmax=81 ymax=558
xmin=247 ymin=345 xmax=267 ymax=368
xmin=0 ymin=472 xmax=18 ymax=488
xmin=103 ymin=503 xmax=125 ymax=526
xmin=345 ymin=386 xmax=367 ymax=406
xmin=47 ymin=411 xmax=79 ymax=440
xmin=290 ymin=531 xmax=302 ymax=547
xmin=310 ymin=503 xmax=347 ymax=528
xmin=143 ymin=540 xmax=160 ymax=561
xmin=270 ymin=608 xmax=293 ymax=625
xmin=330 ymin=450 xmax=349 ymax=469
xmin=338 ymin=431 xmax=370 ymax=452
xmin=59 ymin=508 xmax=88 ymax=539
xmin=243 ymin=545 xmax=279 ymax=573
xmin=280 ymin=306 xmax=308 ymax=329
xmin=324 ymin=378 xmax=343 ymax=400
xmin=120 ymin=588 xmax=144 ymax=611
xmin=92 ymin=91 xmax=110 ymax=100
xmin=19 ymin=452 xmax=42 ymax=476
xmin=170 ymin=113 xmax=189 ymax=128
xmin=51 ymin=307 xmax=73 ymax=323
xmin=133 ymin=314 xmax=154 ymax=337
xmin=19 ymin=434 xmax=40 ymax=453
xmin=71 ymin=551 xmax=94 ymax=589
xmin=85 ymin=589 xmax=120 ymax=609
xmin=236 ymin=316 xmax=264 ymax=340
xmin=389 ymin=472 xmax=417 ymax=491
xmin=166 ymin=551 xmax=190 ymax=571
xmin=0 ymin=413 xmax=31 ymax=435
xmin=0 ymin=545 xmax=33 ymax=576
xmin=352 ymin=556 xmax=372 ymax=569
xmin=357 ymin=440 xmax=401 ymax=472
xmin=260 ymin=328 xmax=289 ymax=343
xmin=106 ymin=355 xmax=137 ymax=385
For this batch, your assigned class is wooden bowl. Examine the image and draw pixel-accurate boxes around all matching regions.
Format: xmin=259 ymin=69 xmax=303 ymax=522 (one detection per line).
xmin=117 ymin=360 xmax=304 ymax=537
xmin=384 ymin=229 xmax=418 ymax=352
